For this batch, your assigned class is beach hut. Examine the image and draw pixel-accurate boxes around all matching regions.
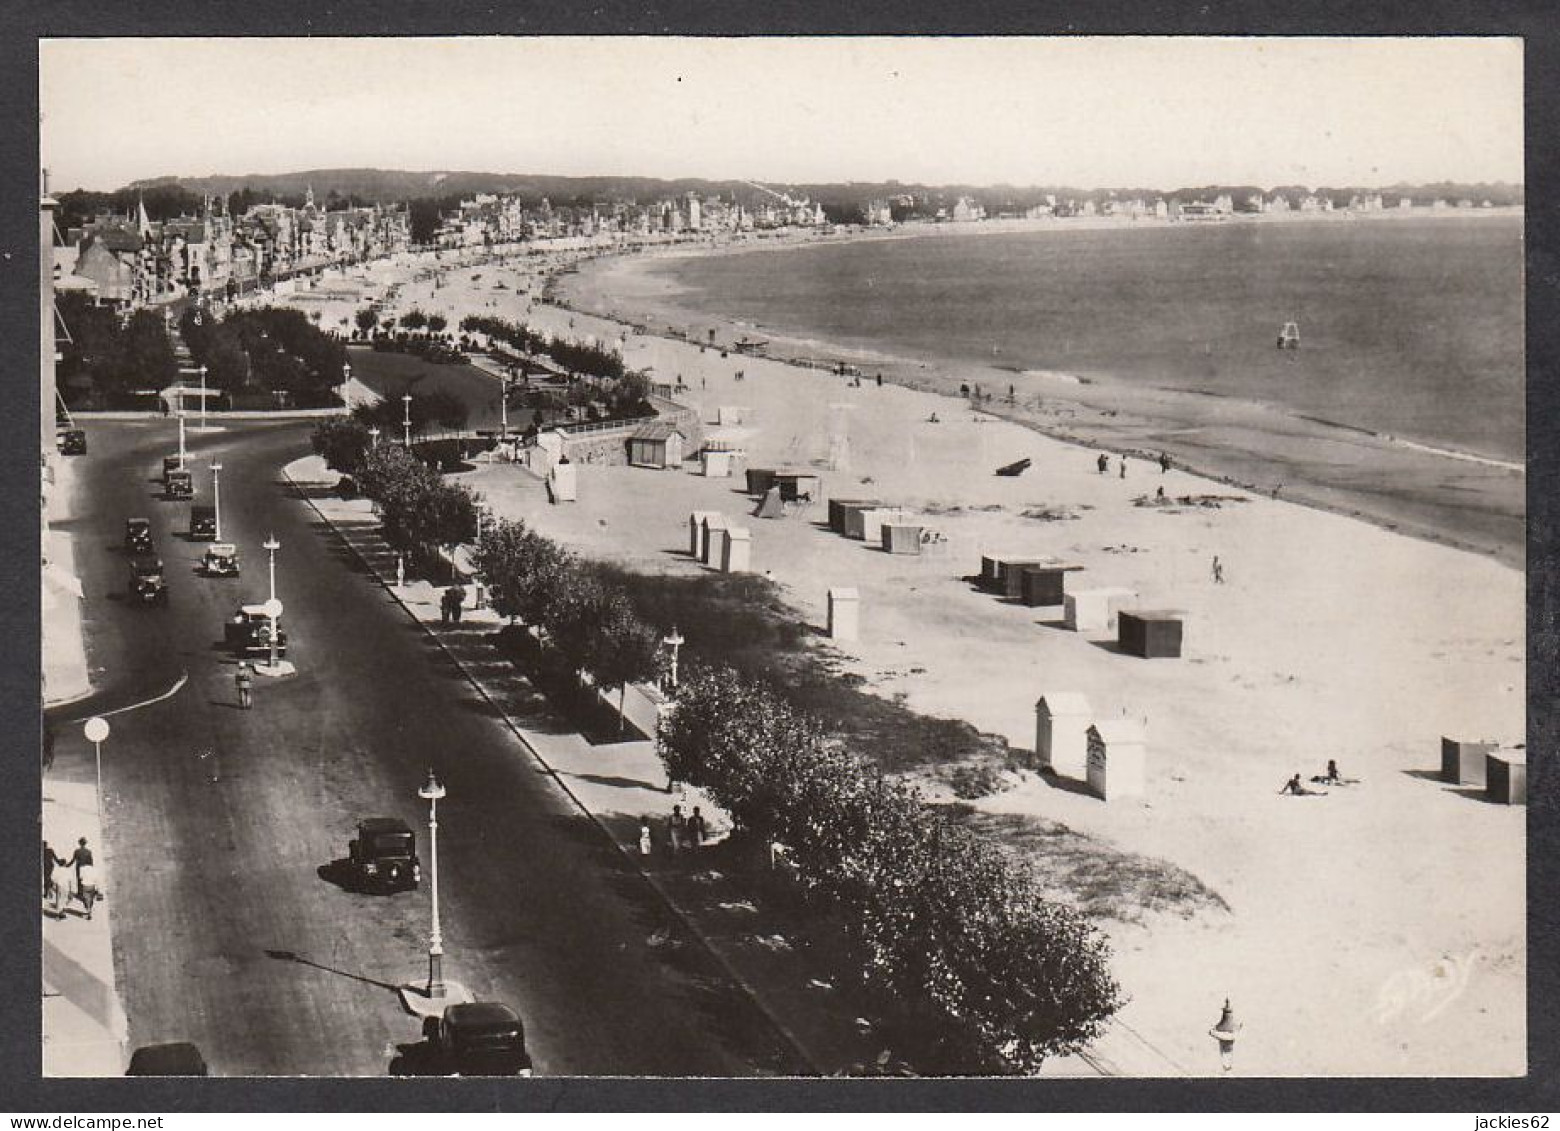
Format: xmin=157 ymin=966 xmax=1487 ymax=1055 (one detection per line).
xmin=1118 ymin=610 xmax=1184 ymax=658
xmin=1064 ymin=587 xmax=1137 ymax=633
xmin=689 ymin=510 xmax=720 ymax=557
xmin=547 ymin=458 xmax=577 ymax=504
xmin=882 ymin=524 xmax=924 ymax=555
xmin=1086 ymin=720 xmax=1148 ymax=801
xmin=702 ymin=515 xmax=730 ymax=566
xmin=628 ymin=422 xmax=687 ymax=470
xmin=1035 ymin=692 xmax=1092 ymax=779
xmin=860 ymin=508 xmax=908 ymax=545
xmin=829 ymin=498 xmax=880 ymax=534
xmin=1019 ymin=562 xmax=1085 ymax=608
xmin=1441 ymin=737 xmax=1496 ymax=786
xmin=1486 ymin=750 xmax=1527 ymax=805
xmin=701 ymin=448 xmax=740 ymax=478
xmin=721 ymin=526 xmax=752 ymax=573
xmin=827 ymin=587 xmax=860 ymax=641
xmin=775 ymin=472 xmax=822 ymax=503
xmin=841 ymin=501 xmax=886 ymax=540
xmin=979 ymin=555 xmax=1044 ymax=597
xmin=754 ymin=486 xmax=785 ymax=520
xmin=746 ymin=468 xmax=777 ymax=496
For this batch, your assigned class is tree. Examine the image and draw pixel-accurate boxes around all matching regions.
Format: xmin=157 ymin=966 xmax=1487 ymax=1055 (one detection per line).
xmin=471 ymin=519 xmax=570 ymax=628
xmin=584 ymin=593 xmax=661 ymax=730
xmin=400 ymin=309 xmax=428 ymax=331
xmin=426 ymin=313 xmax=448 ymax=335
xmin=355 ymin=307 xmax=379 ymax=337
xmin=311 ymin=417 xmax=372 ymax=476
xmin=410 ymin=482 xmax=479 ymax=578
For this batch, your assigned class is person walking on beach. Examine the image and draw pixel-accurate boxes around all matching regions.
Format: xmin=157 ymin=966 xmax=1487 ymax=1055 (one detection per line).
xmin=1211 ymin=556 xmax=1225 ymax=585
xmin=235 ymin=663 xmax=254 ymax=710
xmin=1160 ymin=451 xmax=1172 ymax=474
xmin=1119 ymin=458 xmax=1127 ymax=479
xmin=1097 ymin=452 xmax=1109 ymax=475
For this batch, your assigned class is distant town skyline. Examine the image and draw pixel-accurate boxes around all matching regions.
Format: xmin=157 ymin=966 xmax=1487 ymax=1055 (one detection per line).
xmin=41 ymin=37 xmax=1523 ymax=193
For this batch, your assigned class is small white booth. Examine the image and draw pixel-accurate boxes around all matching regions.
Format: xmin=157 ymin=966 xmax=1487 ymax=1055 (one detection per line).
xmin=1086 ymin=720 xmax=1148 ymax=801
xmin=827 ymin=587 xmax=860 ymax=641
xmin=722 ymin=526 xmax=752 ymax=573
xmin=1064 ymin=587 xmax=1137 ymax=633
xmin=1035 ymin=692 xmax=1092 ymax=779
xmin=689 ymin=510 xmax=720 ymax=558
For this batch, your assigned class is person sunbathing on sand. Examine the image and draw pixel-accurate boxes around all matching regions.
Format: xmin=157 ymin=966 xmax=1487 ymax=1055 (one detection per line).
xmin=1280 ymin=773 xmax=1326 ymax=797
xmin=1312 ymin=759 xmax=1360 ymax=786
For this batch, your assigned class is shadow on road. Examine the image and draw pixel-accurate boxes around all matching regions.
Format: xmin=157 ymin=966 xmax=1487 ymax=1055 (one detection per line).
xmin=263 ymin=947 xmax=403 ymax=993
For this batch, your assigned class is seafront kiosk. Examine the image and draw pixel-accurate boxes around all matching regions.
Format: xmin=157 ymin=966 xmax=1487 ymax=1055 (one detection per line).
xmin=1036 ymin=692 xmax=1092 ymax=779
xmin=1118 ymin=610 xmax=1184 ymax=658
xmin=1442 ymin=736 xmax=1497 ymax=786
xmin=828 ymin=587 xmax=860 ymax=641
xmin=1086 ymin=720 xmax=1148 ymax=801
xmin=689 ymin=510 xmax=719 ymax=557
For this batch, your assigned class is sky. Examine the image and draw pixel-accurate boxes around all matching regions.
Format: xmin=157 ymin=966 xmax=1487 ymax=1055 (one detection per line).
xmin=39 ymin=37 xmax=1524 ymax=192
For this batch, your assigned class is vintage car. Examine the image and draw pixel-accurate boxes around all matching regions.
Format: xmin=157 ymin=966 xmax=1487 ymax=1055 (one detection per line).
xmin=127 ymin=555 xmax=168 ymax=605
xmin=223 ymin=604 xmax=287 ymax=658
xmin=422 ymin=1002 xmax=533 ymax=1077
xmin=190 ymin=505 xmax=218 ymax=541
xmin=165 ymin=467 xmax=194 ymax=500
xmin=201 ymin=542 xmax=240 ymax=577
xmin=347 ymin=817 xmax=421 ymax=892
xmin=125 ymin=1042 xmax=209 ymax=1076
xmin=162 ymin=455 xmax=182 ymax=481
xmin=124 ymin=517 xmax=153 ymax=554
xmin=57 ymin=429 xmax=87 ymax=455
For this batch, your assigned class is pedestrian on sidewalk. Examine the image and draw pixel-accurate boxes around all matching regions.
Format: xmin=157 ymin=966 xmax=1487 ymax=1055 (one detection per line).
xmin=668 ymin=805 xmax=686 ymax=856
xmin=69 ymin=837 xmax=97 ymax=917
xmin=446 ymin=585 xmax=465 ymax=624
xmin=42 ymin=840 xmax=66 ymax=901
xmin=235 ymin=663 xmax=254 ymax=709
xmin=638 ymin=817 xmax=654 ymax=858
xmin=687 ymin=806 xmax=707 ymax=850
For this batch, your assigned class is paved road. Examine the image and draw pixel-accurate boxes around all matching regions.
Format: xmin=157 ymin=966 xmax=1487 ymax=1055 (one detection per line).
xmin=49 ymin=419 xmax=797 ymax=1076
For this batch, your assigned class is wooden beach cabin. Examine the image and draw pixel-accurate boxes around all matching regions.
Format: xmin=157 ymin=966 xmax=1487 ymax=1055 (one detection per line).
xmin=827 ymin=587 xmax=860 ymax=641
xmin=701 ymin=447 xmax=741 ymax=478
xmin=1065 ymin=587 xmax=1137 ymax=633
xmin=1118 ymin=610 xmax=1184 ymax=658
xmin=628 ymin=422 xmax=687 ymax=470
xmin=721 ymin=526 xmax=752 ymax=573
xmin=980 ymin=555 xmax=1042 ymax=597
xmin=829 ymin=498 xmax=881 ymax=534
xmin=701 ymin=514 xmax=730 ymax=565
xmin=1442 ymin=737 xmax=1497 ymax=786
xmin=839 ymin=501 xmax=886 ymax=540
xmin=774 ymin=471 xmax=822 ymax=503
xmin=860 ymin=508 xmax=909 ymax=546
xmin=1486 ymin=750 xmax=1527 ymax=805
xmin=746 ymin=468 xmax=777 ymax=496
xmin=547 ymin=458 xmax=577 ymax=504
xmin=1019 ymin=561 xmax=1085 ymax=608
xmin=689 ymin=510 xmax=720 ymax=558
xmin=1086 ymin=719 xmax=1148 ymax=801
xmin=882 ymin=523 xmax=924 ymax=555
xmin=1036 ymin=692 xmax=1092 ymax=779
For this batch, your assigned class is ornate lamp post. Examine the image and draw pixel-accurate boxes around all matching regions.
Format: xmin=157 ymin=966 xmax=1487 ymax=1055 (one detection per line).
xmin=402 ymin=394 xmax=413 ymax=450
xmin=663 ymin=626 xmax=685 ymax=690
xmin=1209 ymin=998 xmax=1241 ymax=1073
xmin=209 ymin=459 xmax=223 ymax=541
xmin=177 ymin=407 xmax=187 ymax=468
xmin=199 ymin=365 xmax=209 ymax=430
xmin=262 ymin=535 xmax=281 ymax=670
xmin=418 ymin=768 xmax=447 ymax=998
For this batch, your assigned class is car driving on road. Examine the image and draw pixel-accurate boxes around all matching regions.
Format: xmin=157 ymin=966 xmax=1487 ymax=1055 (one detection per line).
xmin=347 ymin=817 xmax=420 ymax=892
xmin=128 ymin=555 xmax=168 ymax=605
xmin=201 ymin=543 xmax=240 ymax=577
xmin=423 ymin=1002 xmax=533 ymax=1076
xmin=125 ymin=517 xmax=153 ymax=554
xmin=223 ymin=604 xmax=287 ymax=658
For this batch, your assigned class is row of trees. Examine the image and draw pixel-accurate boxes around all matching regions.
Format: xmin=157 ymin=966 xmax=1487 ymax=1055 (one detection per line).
xmin=353 ymin=307 xmax=450 ymax=337
xmin=56 ymin=295 xmax=176 ymax=406
xmin=460 ymin=314 xmax=627 ymax=381
xmin=179 ymin=306 xmax=347 ymax=406
xmin=658 ymin=665 xmax=1123 ymax=1073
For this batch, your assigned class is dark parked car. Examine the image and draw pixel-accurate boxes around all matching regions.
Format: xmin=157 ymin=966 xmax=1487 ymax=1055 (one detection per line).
xmin=348 ymin=817 xmax=421 ymax=892
xmin=190 ymin=505 xmax=218 ymax=541
xmin=162 ymin=455 xmax=182 ymax=481
xmin=224 ymin=604 xmax=288 ymax=658
xmin=125 ymin=517 xmax=153 ymax=554
xmin=126 ymin=1042 xmax=209 ymax=1076
xmin=58 ymin=429 xmax=87 ymax=455
xmin=128 ymin=555 xmax=168 ymax=605
xmin=423 ymin=1002 xmax=532 ymax=1076
xmin=165 ymin=468 xmax=194 ymax=500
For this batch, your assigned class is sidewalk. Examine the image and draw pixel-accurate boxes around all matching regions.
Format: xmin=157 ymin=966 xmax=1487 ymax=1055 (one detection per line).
xmin=42 ymin=777 xmax=128 ymax=1076
xmin=43 ymin=454 xmax=92 ymax=707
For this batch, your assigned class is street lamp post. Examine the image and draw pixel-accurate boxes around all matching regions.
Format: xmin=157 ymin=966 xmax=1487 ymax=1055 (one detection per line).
xmin=418 ymin=769 xmax=448 ymax=998
xmin=83 ymin=717 xmax=110 ymax=823
xmin=263 ymin=535 xmax=281 ymax=670
xmin=199 ymin=365 xmax=209 ymax=431
xmin=177 ymin=409 xmax=187 ymax=468
xmin=402 ymin=394 xmax=413 ymax=450
xmin=663 ymin=626 xmax=685 ymax=690
xmin=210 ymin=459 xmax=223 ymax=541
xmin=368 ymin=426 xmax=380 ymax=449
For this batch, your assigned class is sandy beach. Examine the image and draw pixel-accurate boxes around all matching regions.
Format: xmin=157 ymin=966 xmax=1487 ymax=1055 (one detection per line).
xmin=272 ymin=239 xmax=1526 ymax=1077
